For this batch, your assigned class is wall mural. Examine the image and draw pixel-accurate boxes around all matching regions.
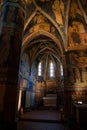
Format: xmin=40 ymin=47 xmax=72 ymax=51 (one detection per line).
xmin=67 ymin=50 xmax=87 ymax=87
xmin=70 ymin=50 xmax=87 ymax=66
xmin=52 ymin=0 xmax=64 ymax=26
xmin=68 ymin=1 xmax=87 ymax=47
xmin=68 ymin=21 xmax=87 ymax=46
xmin=35 ymin=0 xmax=66 ymax=27
xmin=19 ymin=54 xmax=36 ymax=107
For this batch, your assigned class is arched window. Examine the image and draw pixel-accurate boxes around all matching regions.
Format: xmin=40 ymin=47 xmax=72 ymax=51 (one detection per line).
xmin=38 ymin=62 xmax=42 ymax=76
xmin=50 ymin=62 xmax=54 ymax=77
xmin=60 ymin=64 xmax=63 ymax=76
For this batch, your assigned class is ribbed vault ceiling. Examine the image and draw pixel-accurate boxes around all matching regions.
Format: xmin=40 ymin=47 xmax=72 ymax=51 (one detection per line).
xmin=22 ymin=0 xmax=66 ymax=65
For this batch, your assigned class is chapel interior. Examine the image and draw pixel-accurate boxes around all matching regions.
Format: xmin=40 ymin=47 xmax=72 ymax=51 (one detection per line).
xmin=0 ymin=0 xmax=87 ymax=130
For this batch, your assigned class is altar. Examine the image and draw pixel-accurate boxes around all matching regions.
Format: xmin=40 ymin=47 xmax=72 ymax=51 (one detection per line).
xmin=43 ymin=94 xmax=57 ymax=107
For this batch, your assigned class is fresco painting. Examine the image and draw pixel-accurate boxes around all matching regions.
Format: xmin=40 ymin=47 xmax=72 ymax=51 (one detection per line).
xmin=52 ymin=0 xmax=64 ymax=25
xmin=69 ymin=21 xmax=87 ymax=46
xmin=67 ymin=50 xmax=87 ymax=88
xmin=68 ymin=1 xmax=87 ymax=47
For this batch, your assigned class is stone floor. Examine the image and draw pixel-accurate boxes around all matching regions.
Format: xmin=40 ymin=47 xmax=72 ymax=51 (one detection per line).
xmin=18 ymin=121 xmax=66 ymax=130
xmin=19 ymin=109 xmax=62 ymax=122
xmin=17 ymin=109 xmax=83 ymax=130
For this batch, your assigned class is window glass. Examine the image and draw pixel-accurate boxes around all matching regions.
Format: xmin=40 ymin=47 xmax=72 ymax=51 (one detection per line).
xmin=38 ymin=62 xmax=42 ymax=76
xmin=60 ymin=65 xmax=63 ymax=76
xmin=50 ymin=62 xmax=54 ymax=77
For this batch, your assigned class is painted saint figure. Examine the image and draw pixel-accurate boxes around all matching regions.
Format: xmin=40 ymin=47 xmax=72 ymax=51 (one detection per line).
xmin=73 ymin=68 xmax=83 ymax=83
xmin=52 ymin=0 xmax=64 ymax=25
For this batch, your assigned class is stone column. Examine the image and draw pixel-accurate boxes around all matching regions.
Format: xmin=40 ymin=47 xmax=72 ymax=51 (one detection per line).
xmin=61 ymin=54 xmax=68 ymax=118
xmin=0 ymin=0 xmax=25 ymax=129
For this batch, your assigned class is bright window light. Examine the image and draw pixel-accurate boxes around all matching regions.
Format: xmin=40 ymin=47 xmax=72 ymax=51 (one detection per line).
xmin=60 ymin=65 xmax=63 ymax=76
xmin=38 ymin=62 xmax=42 ymax=76
xmin=50 ymin=62 xmax=54 ymax=77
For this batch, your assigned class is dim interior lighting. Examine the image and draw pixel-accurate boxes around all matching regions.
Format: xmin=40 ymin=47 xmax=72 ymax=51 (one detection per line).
xmin=77 ymin=101 xmax=83 ymax=104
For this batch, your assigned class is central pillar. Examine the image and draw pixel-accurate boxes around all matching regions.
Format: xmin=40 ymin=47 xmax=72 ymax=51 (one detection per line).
xmin=0 ymin=0 xmax=25 ymax=129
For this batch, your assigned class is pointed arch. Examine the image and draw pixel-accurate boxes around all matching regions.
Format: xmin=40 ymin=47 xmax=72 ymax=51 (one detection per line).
xmin=22 ymin=30 xmax=64 ymax=55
